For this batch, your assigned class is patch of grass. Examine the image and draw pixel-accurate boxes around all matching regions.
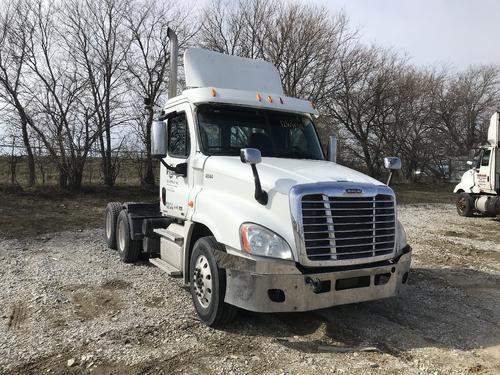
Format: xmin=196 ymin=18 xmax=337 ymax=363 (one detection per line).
xmin=0 ymin=184 xmax=157 ymax=239
xmin=392 ymin=183 xmax=456 ymax=205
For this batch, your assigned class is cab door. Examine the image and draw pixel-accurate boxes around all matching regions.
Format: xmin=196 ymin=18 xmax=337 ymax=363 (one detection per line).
xmin=476 ymin=147 xmax=495 ymax=193
xmin=160 ymin=105 xmax=193 ymax=219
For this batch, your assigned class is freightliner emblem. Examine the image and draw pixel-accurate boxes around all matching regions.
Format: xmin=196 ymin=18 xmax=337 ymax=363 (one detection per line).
xmin=345 ymin=188 xmax=362 ymax=194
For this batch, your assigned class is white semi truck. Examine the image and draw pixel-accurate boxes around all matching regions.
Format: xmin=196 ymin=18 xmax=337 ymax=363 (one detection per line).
xmin=454 ymin=112 xmax=500 ymax=217
xmin=104 ymin=29 xmax=411 ymax=326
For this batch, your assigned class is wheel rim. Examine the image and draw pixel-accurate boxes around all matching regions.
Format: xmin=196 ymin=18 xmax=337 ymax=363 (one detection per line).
xmin=193 ymin=255 xmax=213 ymax=309
xmin=118 ymin=220 xmax=126 ymax=251
xmin=106 ymin=211 xmax=113 ymax=239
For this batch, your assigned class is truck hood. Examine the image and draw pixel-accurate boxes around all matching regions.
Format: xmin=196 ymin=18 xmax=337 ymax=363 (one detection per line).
xmin=194 ymin=156 xmax=389 ymax=259
xmin=204 ymin=156 xmax=384 ymax=194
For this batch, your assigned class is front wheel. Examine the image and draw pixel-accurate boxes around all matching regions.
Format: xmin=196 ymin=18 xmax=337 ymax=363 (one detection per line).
xmin=456 ymin=192 xmax=474 ymax=217
xmin=190 ymin=237 xmax=237 ymax=327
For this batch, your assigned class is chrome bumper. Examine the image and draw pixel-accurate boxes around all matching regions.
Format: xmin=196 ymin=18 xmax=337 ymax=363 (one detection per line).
xmin=218 ymin=247 xmax=411 ymax=313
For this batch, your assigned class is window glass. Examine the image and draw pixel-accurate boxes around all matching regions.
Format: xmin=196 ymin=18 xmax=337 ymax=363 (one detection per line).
xmin=168 ymin=113 xmax=190 ymax=158
xmin=197 ymin=105 xmax=324 ymax=160
xmin=481 ymin=149 xmax=491 ymax=167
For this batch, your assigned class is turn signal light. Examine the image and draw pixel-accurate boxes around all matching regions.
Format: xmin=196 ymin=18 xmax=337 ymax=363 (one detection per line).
xmin=188 ymin=200 xmax=194 ymax=208
xmin=241 ymin=225 xmax=250 ymax=252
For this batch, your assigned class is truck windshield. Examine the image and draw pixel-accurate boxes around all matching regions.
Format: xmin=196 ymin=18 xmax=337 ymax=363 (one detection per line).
xmin=196 ymin=105 xmax=324 ymax=160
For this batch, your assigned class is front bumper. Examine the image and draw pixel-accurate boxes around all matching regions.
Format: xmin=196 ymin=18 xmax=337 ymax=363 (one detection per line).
xmin=217 ymin=247 xmax=411 ymax=313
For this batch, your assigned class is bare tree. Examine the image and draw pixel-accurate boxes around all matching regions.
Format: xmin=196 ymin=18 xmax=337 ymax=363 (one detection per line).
xmin=436 ymin=65 xmax=500 ymax=157
xmin=0 ymin=0 xmax=37 ymax=186
xmin=63 ymin=0 xmax=131 ymax=187
xmin=125 ymin=0 xmax=196 ymax=186
xmin=324 ymin=45 xmax=407 ymax=177
xmin=23 ymin=0 xmax=99 ymax=189
xmin=378 ymin=68 xmax=445 ymax=181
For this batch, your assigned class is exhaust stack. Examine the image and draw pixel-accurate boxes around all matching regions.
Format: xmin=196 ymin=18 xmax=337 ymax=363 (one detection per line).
xmin=167 ymin=27 xmax=178 ymax=99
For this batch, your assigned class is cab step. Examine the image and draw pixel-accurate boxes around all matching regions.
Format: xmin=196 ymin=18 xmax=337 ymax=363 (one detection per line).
xmin=154 ymin=228 xmax=184 ymax=245
xmin=149 ymin=257 xmax=182 ymax=277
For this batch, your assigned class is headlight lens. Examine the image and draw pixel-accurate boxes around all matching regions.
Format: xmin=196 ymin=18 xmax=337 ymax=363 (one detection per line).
xmin=240 ymin=223 xmax=293 ymax=260
xmin=396 ymin=219 xmax=407 ymax=250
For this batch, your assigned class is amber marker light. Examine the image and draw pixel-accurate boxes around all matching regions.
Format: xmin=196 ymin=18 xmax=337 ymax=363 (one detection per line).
xmin=256 ymin=93 xmax=262 ymax=102
xmin=267 ymin=95 xmax=273 ymax=103
xmin=241 ymin=225 xmax=250 ymax=252
xmin=188 ymin=200 xmax=194 ymax=208
xmin=211 ymin=88 xmax=217 ymax=97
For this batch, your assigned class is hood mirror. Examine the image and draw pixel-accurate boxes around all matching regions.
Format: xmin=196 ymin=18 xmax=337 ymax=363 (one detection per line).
xmin=383 ymin=156 xmax=401 ymax=186
xmin=384 ymin=157 xmax=401 ymax=170
xmin=240 ymin=148 xmax=267 ymax=205
xmin=240 ymin=148 xmax=262 ymax=164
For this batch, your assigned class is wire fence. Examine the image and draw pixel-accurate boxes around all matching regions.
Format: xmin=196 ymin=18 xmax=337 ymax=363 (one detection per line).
xmin=0 ymin=143 xmax=151 ymax=186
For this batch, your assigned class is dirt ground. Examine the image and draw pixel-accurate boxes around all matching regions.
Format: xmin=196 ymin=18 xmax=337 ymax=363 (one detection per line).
xmin=0 ymin=203 xmax=499 ymax=374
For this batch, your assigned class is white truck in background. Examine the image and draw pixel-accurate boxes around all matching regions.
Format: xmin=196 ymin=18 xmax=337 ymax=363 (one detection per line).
xmin=454 ymin=112 xmax=500 ymax=217
xmin=104 ymin=28 xmax=411 ymax=326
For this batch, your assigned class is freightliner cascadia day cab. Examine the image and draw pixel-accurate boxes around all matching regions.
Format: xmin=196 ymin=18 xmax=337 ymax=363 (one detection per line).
xmin=104 ymin=29 xmax=412 ymax=326
xmin=454 ymin=112 xmax=500 ymax=217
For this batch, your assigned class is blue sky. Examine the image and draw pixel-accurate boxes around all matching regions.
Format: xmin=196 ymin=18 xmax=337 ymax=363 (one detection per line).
xmin=309 ymin=0 xmax=500 ymax=69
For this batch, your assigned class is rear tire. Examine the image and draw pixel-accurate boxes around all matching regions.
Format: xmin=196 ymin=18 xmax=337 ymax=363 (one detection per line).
xmin=190 ymin=236 xmax=237 ymax=327
xmin=105 ymin=202 xmax=122 ymax=249
xmin=456 ymin=192 xmax=474 ymax=217
xmin=116 ymin=210 xmax=141 ymax=263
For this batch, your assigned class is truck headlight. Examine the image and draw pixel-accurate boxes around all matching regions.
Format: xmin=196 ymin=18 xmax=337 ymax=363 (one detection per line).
xmin=396 ymin=219 xmax=407 ymax=250
xmin=240 ymin=223 xmax=293 ymax=260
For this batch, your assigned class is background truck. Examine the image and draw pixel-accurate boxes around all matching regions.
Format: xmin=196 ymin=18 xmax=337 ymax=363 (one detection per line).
xmin=454 ymin=112 xmax=500 ymax=217
xmin=104 ymin=28 xmax=411 ymax=327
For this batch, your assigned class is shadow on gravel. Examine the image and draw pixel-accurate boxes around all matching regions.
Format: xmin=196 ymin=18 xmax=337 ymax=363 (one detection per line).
xmin=221 ymin=267 xmax=500 ymax=356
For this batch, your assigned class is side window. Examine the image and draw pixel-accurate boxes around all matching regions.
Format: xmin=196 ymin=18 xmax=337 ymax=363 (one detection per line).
xmin=475 ymin=150 xmax=483 ymax=169
xmin=481 ymin=149 xmax=491 ymax=167
xmin=168 ymin=113 xmax=190 ymax=158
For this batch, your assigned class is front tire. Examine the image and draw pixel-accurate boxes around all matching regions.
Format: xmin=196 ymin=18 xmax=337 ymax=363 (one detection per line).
xmin=190 ymin=237 xmax=237 ymax=327
xmin=116 ymin=210 xmax=141 ymax=263
xmin=456 ymin=192 xmax=474 ymax=217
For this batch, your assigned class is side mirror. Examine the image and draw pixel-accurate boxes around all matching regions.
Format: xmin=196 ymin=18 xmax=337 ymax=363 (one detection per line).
xmin=240 ymin=148 xmax=262 ymax=164
xmin=383 ymin=156 xmax=401 ymax=186
xmin=327 ymin=135 xmax=337 ymax=162
xmin=240 ymin=148 xmax=267 ymax=205
xmin=383 ymin=157 xmax=401 ymax=170
xmin=151 ymin=120 xmax=167 ymax=158
xmin=466 ymin=160 xmax=473 ymax=166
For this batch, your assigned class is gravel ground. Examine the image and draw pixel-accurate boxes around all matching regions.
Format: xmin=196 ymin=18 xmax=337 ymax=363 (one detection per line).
xmin=0 ymin=203 xmax=499 ymax=374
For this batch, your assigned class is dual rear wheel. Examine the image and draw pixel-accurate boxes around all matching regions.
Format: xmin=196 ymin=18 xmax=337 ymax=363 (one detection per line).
xmin=104 ymin=202 xmax=140 ymax=263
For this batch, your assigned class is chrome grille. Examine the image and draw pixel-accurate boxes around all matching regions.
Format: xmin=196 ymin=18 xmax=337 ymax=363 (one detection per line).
xmin=301 ymin=194 xmax=395 ymax=261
